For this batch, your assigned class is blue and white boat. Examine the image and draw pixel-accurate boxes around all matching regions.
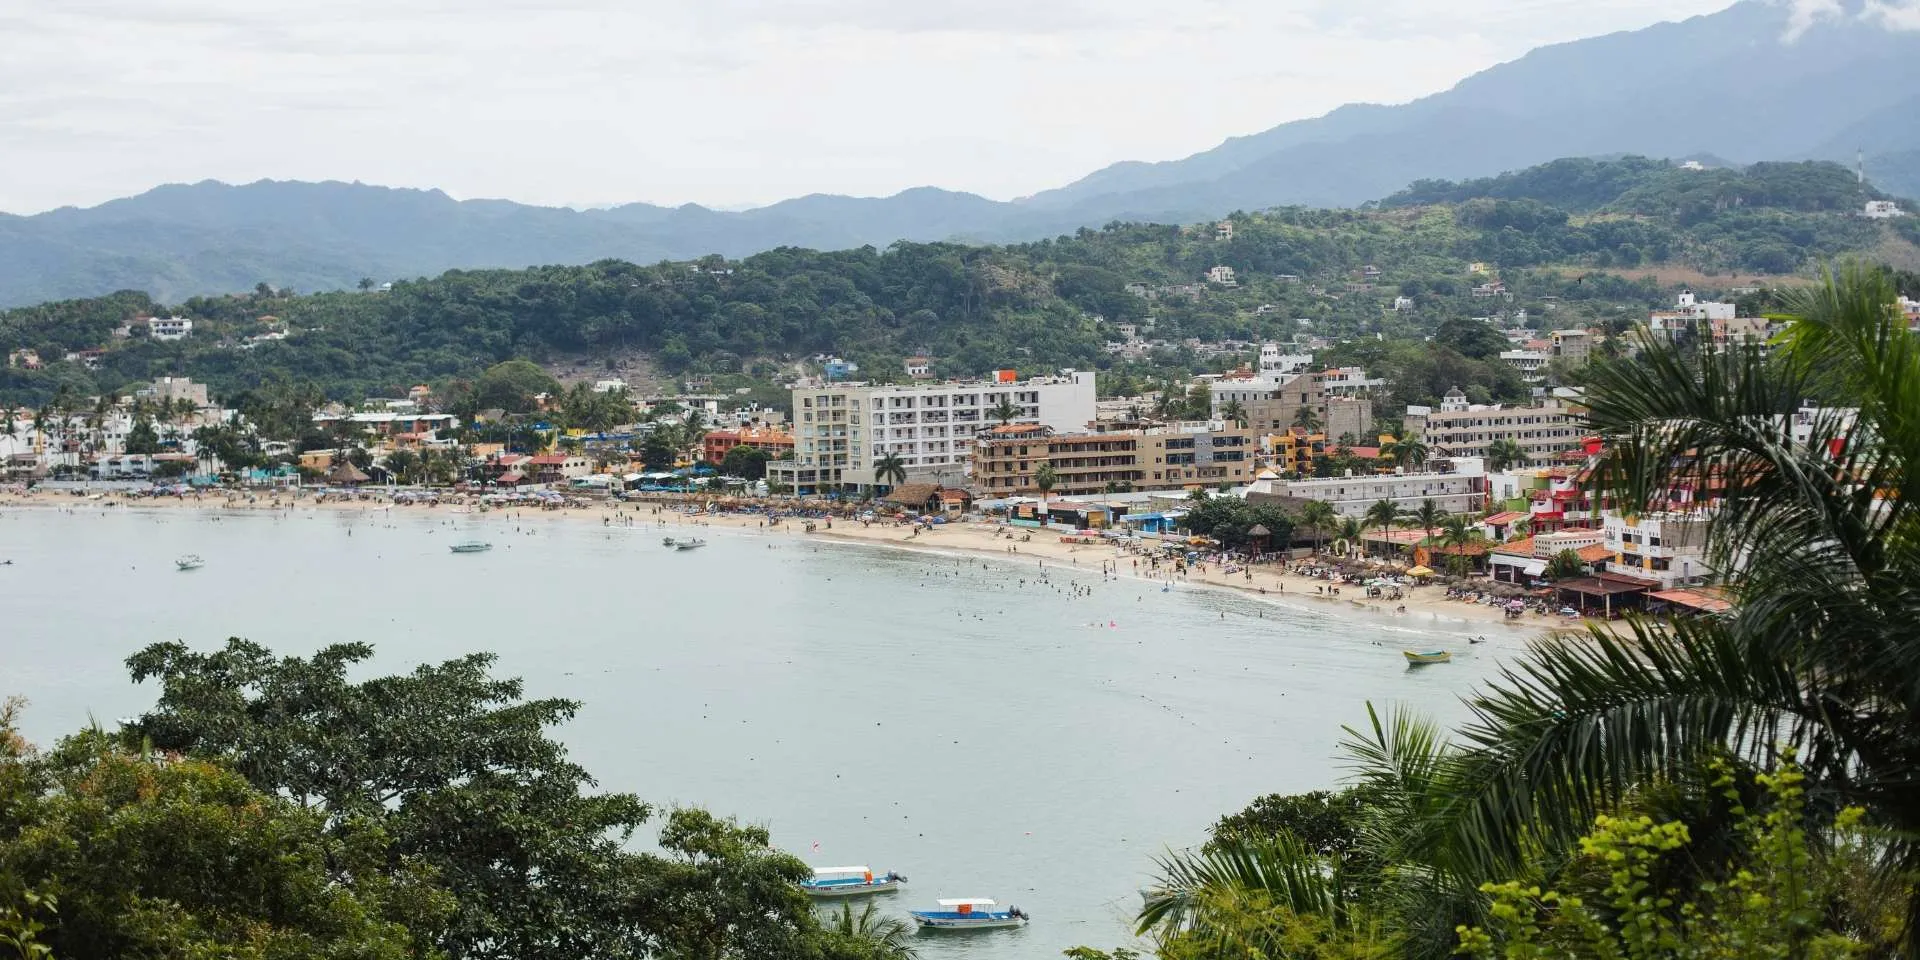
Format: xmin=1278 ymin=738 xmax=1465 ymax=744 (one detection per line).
xmin=800 ymin=865 xmax=905 ymax=898
xmin=910 ymin=898 xmax=1029 ymax=930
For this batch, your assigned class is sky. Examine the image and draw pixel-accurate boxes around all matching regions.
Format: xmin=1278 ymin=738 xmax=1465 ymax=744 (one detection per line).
xmin=0 ymin=0 xmax=1848 ymax=215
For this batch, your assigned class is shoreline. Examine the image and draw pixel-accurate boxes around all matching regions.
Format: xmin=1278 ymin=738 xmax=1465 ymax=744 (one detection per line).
xmin=2 ymin=488 xmax=1564 ymax=640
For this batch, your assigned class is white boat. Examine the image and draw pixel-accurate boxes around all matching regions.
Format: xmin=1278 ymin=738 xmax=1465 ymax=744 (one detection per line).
xmin=675 ymin=538 xmax=707 ymax=551
xmin=175 ymin=555 xmax=204 ymax=571
xmin=449 ymin=541 xmax=493 ymax=554
xmin=910 ymin=898 xmax=1029 ymax=930
xmin=800 ymin=866 xmax=905 ymax=898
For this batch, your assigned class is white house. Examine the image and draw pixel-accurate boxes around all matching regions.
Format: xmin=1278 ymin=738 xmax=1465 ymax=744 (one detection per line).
xmin=1864 ymin=200 xmax=1906 ymax=219
xmin=147 ymin=317 xmax=193 ymax=340
xmin=1206 ymin=265 xmax=1238 ymax=286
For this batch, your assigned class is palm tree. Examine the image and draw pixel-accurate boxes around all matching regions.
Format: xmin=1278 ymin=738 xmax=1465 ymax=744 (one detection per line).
xmin=1484 ymin=437 xmax=1528 ymax=473
xmin=990 ymin=396 xmax=1021 ymax=426
xmin=1436 ymin=263 xmax=1920 ymax=946
xmin=30 ymin=406 xmax=50 ymax=455
xmin=1382 ymin=435 xmax=1428 ymax=470
xmin=1139 ymin=706 xmax=1473 ymax=960
xmin=1033 ymin=461 xmax=1057 ymax=508
xmin=1331 ymin=517 xmax=1364 ymax=558
xmin=1437 ymin=514 xmax=1484 ymax=577
xmin=1221 ymin=399 xmax=1248 ymax=427
xmin=1291 ymin=405 xmax=1322 ymax=433
xmin=827 ymin=901 xmax=917 ymax=960
xmin=1412 ymin=499 xmax=1443 ymax=552
xmin=1362 ymin=500 xmax=1401 ymax=558
xmin=872 ymin=451 xmax=907 ymax=490
xmin=1299 ymin=500 xmax=1338 ymax=555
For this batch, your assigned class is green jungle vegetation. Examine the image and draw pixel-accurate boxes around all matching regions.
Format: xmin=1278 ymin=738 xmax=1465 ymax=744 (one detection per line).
xmin=3 ymin=158 xmax=1917 ymax=417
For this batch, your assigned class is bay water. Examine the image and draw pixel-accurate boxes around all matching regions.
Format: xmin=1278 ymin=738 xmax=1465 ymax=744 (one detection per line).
xmin=0 ymin=505 xmax=1517 ymax=958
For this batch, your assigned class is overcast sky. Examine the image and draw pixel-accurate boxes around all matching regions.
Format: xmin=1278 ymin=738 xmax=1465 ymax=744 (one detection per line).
xmin=0 ymin=0 xmax=1772 ymax=214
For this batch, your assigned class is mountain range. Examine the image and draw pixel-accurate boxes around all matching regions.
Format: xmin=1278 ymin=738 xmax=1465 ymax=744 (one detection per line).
xmin=3 ymin=0 xmax=1917 ymax=307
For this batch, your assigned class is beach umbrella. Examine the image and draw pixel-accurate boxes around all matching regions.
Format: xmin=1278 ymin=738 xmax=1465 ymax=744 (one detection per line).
xmin=1408 ymin=565 xmax=1436 ymax=577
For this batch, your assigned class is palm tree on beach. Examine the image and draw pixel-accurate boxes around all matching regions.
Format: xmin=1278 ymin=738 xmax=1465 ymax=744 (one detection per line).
xmin=1363 ymin=499 xmax=1401 ymax=558
xmin=1331 ymin=517 xmax=1364 ymax=558
xmin=1434 ymin=263 xmax=1920 ymax=948
xmin=1034 ymin=462 xmax=1057 ymax=510
xmin=1437 ymin=513 xmax=1482 ymax=576
xmin=1299 ymin=499 xmax=1338 ymax=555
xmin=1412 ymin=499 xmax=1443 ymax=553
xmin=872 ymin=451 xmax=907 ymax=491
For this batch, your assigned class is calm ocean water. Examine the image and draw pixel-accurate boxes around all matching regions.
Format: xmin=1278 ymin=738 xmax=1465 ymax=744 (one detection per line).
xmin=0 ymin=504 xmax=1516 ymax=958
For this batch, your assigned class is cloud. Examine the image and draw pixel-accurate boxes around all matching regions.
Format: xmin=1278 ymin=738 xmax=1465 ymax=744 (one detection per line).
xmin=1864 ymin=0 xmax=1920 ymax=28
xmin=0 ymin=0 xmax=1745 ymax=214
xmin=1783 ymin=0 xmax=1920 ymax=38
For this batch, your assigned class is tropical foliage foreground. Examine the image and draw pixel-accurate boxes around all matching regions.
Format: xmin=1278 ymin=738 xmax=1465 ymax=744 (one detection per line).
xmin=0 ymin=642 xmax=914 ymax=960
xmin=1074 ymin=264 xmax=1920 ymax=959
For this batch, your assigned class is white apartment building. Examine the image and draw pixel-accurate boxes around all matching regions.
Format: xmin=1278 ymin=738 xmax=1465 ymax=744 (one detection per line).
xmin=1499 ymin=349 xmax=1550 ymax=381
xmin=1602 ymin=511 xmax=1711 ymax=588
xmin=769 ymin=371 xmax=1096 ymax=494
xmin=1648 ymin=290 xmax=1736 ymax=339
xmin=1256 ymin=343 xmax=1312 ymax=379
xmin=1404 ymin=388 xmax=1584 ymax=462
xmin=1244 ymin=457 xmax=1486 ymax=517
xmin=1320 ymin=367 xmax=1384 ymax=397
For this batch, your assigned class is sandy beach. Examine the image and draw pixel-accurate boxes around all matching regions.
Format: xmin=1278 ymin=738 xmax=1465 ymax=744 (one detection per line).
xmin=1 ymin=485 xmax=1559 ymax=636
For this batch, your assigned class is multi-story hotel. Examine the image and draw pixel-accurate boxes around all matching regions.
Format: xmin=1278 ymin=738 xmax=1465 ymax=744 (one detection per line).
xmin=1601 ymin=511 xmax=1712 ymax=588
xmin=1402 ymin=388 xmax=1584 ymax=462
xmin=1243 ymin=457 xmax=1487 ymax=516
xmin=766 ymin=371 xmax=1096 ymax=494
xmin=973 ymin=421 xmax=1253 ymax=496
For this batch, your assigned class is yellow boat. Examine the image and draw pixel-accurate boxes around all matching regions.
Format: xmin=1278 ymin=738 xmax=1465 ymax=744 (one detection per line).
xmin=1403 ymin=649 xmax=1451 ymax=665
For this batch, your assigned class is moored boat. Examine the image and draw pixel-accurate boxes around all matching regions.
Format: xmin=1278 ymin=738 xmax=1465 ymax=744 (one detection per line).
xmin=800 ymin=866 xmax=905 ymax=897
xmin=449 ymin=541 xmax=493 ymax=553
xmin=175 ymin=554 xmax=204 ymax=571
xmin=910 ymin=898 xmax=1028 ymax=930
xmin=1403 ymin=649 xmax=1451 ymax=665
xmin=675 ymin=538 xmax=707 ymax=551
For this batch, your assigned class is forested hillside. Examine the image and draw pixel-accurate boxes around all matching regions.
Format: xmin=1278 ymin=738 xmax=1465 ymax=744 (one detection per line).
xmin=4 ymin=157 xmax=1916 ymax=415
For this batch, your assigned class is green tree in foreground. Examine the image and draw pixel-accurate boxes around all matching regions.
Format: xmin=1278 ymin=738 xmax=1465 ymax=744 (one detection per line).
xmin=118 ymin=639 xmax=897 ymax=960
xmin=1458 ymin=757 xmax=1872 ymax=960
xmin=0 ymin=698 xmax=446 ymax=959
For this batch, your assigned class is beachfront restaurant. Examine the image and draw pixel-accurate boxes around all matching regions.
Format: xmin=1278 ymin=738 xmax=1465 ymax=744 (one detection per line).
xmin=1646 ymin=586 xmax=1734 ymax=618
xmin=1554 ymin=571 xmax=1661 ymax=618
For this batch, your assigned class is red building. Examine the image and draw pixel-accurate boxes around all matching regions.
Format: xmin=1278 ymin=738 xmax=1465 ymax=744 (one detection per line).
xmin=703 ymin=428 xmax=795 ymax=464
